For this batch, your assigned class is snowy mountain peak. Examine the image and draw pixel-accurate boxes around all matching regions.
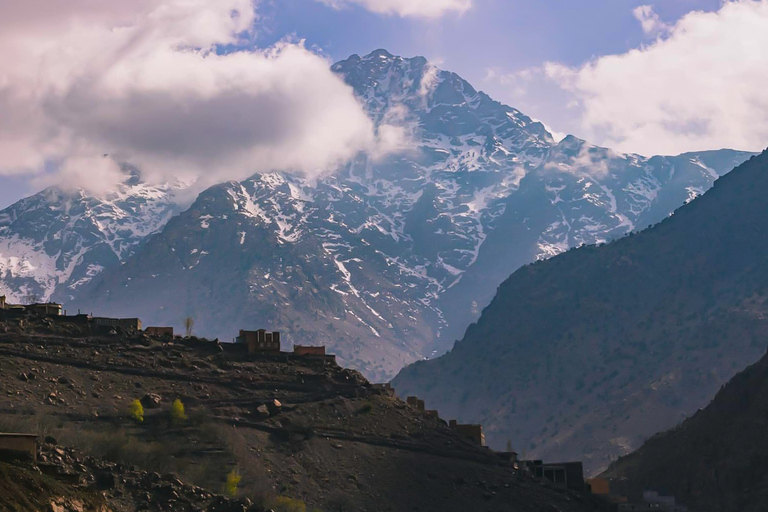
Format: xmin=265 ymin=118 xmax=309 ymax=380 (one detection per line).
xmin=0 ymin=176 xmax=183 ymax=303
xmin=0 ymin=50 xmax=757 ymax=381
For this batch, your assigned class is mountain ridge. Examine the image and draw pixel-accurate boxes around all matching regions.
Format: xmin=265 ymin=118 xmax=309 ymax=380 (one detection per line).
xmin=393 ymin=149 xmax=768 ymax=472
xmin=0 ymin=50 xmax=756 ymax=381
xmin=601 ymin=345 xmax=768 ymax=512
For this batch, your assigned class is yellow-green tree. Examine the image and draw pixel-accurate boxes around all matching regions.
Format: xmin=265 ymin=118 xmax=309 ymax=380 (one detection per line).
xmin=225 ymin=469 xmax=241 ymax=497
xmin=170 ymin=398 xmax=187 ymax=423
xmin=129 ymin=399 xmax=144 ymax=422
xmin=273 ymin=497 xmax=306 ymax=512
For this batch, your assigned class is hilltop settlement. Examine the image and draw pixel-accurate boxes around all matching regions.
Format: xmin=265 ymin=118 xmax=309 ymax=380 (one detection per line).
xmin=0 ymin=298 xmax=639 ymax=512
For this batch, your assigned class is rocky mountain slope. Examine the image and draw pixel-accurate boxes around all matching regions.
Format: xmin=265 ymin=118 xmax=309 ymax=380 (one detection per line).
xmin=65 ymin=51 xmax=753 ymax=380
xmin=0 ymin=316 xmax=603 ymax=512
xmin=0 ymin=441 xmax=261 ymax=512
xmin=600 ymin=347 xmax=768 ymax=512
xmin=393 ymin=149 xmax=768 ymax=473
xmin=0 ymin=170 xmax=183 ymax=304
xmin=0 ymin=50 xmax=754 ymax=380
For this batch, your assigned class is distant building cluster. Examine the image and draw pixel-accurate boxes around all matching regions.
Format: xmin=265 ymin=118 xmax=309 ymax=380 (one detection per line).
xmin=399 ymin=393 xmax=590 ymax=492
xmin=0 ymin=298 xmax=687 ymax=508
xmin=585 ymin=479 xmax=688 ymax=511
xmin=0 ymin=296 xmax=62 ymax=316
xmin=0 ymin=297 xmax=333 ymax=361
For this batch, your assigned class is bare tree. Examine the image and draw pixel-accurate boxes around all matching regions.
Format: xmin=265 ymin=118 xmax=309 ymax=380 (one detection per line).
xmin=24 ymin=292 xmax=41 ymax=305
xmin=184 ymin=316 xmax=194 ymax=337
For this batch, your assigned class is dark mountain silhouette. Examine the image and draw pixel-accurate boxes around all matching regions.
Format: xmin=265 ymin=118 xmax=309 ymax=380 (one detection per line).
xmin=601 ymin=346 xmax=768 ymax=512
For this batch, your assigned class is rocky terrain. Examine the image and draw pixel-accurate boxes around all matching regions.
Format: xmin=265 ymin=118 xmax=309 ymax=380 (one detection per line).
xmin=394 ymin=149 xmax=768 ymax=473
xmin=0 ymin=170 xmax=184 ymax=305
xmin=0 ymin=315 xmax=603 ymax=512
xmin=1 ymin=441 xmax=261 ymax=512
xmin=0 ymin=50 xmax=753 ymax=381
xmin=601 ymin=346 xmax=768 ymax=512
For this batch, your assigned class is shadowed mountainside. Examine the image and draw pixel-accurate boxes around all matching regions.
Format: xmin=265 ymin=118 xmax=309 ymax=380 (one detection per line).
xmin=394 ymin=149 xmax=768 ymax=473
xmin=601 ymin=347 xmax=768 ymax=512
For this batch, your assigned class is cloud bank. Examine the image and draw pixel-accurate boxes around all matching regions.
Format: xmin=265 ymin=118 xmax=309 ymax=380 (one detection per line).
xmin=545 ymin=0 xmax=768 ymax=155
xmin=0 ymin=0 xmax=397 ymax=193
xmin=317 ymin=0 xmax=472 ymax=18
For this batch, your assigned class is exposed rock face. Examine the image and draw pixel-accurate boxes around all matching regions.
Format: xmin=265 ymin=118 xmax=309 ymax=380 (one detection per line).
xmin=394 ymin=150 xmax=768 ymax=472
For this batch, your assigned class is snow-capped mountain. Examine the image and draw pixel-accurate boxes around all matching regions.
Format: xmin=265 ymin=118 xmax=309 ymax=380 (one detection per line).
xmin=0 ymin=172 xmax=183 ymax=304
xmin=0 ymin=50 xmax=754 ymax=380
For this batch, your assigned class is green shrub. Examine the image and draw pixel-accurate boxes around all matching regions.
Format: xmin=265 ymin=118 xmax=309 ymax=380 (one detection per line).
xmin=225 ymin=469 xmax=241 ymax=497
xmin=171 ymin=399 xmax=187 ymax=423
xmin=129 ymin=399 xmax=144 ymax=422
xmin=273 ymin=496 xmax=307 ymax=512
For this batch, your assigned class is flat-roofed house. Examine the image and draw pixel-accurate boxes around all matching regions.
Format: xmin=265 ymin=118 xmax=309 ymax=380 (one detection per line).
xmin=237 ymin=329 xmax=281 ymax=354
xmin=293 ymin=345 xmax=326 ymax=357
xmin=0 ymin=433 xmax=37 ymax=463
xmin=449 ymin=419 xmax=486 ymax=447
xmin=26 ymin=303 xmax=63 ymax=316
xmin=92 ymin=317 xmax=143 ymax=331
xmin=146 ymin=326 xmax=174 ymax=338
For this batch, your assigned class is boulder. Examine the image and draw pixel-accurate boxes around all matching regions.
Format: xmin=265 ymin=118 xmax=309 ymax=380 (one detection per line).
xmin=140 ymin=393 xmax=163 ymax=409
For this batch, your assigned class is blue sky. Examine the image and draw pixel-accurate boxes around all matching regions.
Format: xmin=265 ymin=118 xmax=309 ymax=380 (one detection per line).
xmin=0 ymin=0 xmax=762 ymax=208
xmin=257 ymin=0 xmax=719 ymax=71
xmin=253 ymin=0 xmax=723 ymax=100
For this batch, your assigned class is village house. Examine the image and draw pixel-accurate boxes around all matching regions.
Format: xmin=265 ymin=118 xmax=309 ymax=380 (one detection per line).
xmin=0 ymin=433 xmax=37 ymax=463
xmin=521 ymin=460 xmax=585 ymax=492
xmin=449 ymin=419 xmax=485 ymax=447
xmin=145 ymin=326 xmax=174 ymax=338
xmin=406 ymin=396 xmax=426 ymax=411
xmin=616 ymin=491 xmax=687 ymax=511
xmin=93 ymin=317 xmax=143 ymax=331
xmin=26 ymin=303 xmax=63 ymax=316
xmin=237 ymin=329 xmax=281 ymax=354
xmin=293 ymin=345 xmax=326 ymax=357
xmin=0 ymin=297 xmax=63 ymax=316
xmin=372 ymin=383 xmax=396 ymax=396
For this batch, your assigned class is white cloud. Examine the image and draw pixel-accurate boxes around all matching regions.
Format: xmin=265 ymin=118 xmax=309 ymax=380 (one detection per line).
xmin=633 ymin=5 xmax=670 ymax=35
xmin=543 ymin=0 xmax=768 ymax=155
xmin=317 ymin=0 xmax=472 ymax=18
xmin=0 ymin=0 xmax=397 ymax=193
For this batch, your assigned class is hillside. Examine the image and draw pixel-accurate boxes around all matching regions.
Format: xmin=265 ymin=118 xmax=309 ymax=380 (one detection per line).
xmin=393 ymin=149 xmax=768 ymax=473
xmin=0 ymin=441 xmax=259 ymax=512
xmin=601 ymin=347 xmax=768 ymax=512
xmin=52 ymin=51 xmax=752 ymax=381
xmin=0 ymin=315 xmax=602 ymax=512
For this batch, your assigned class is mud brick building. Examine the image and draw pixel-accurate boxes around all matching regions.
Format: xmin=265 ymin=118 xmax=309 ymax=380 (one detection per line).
xmin=293 ymin=345 xmax=326 ymax=356
xmin=93 ymin=317 xmax=143 ymax=331
xmin=449 ymin=420 xmax=485 ymax=447
xmin=237 ymin=329 xmax=281 ymax=354
xmin=0 ymin=433 xmax=37 ymax=463
xmin=521 ymin=460 xmax=584 ymax=492
xmin=146 ymin=326 xmax=174 ymax=338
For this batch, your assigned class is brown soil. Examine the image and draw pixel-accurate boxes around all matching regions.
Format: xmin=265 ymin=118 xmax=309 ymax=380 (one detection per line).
xmin=0 ymin=317 xmax=603 ymax=512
